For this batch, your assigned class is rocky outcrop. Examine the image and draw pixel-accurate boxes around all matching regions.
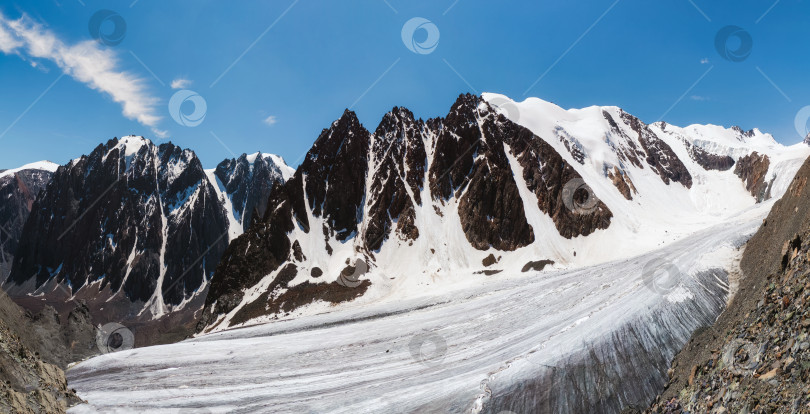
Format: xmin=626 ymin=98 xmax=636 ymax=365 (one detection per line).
xmin=646 ymin=156 xmax=810 ymax=413
xmin=366 ymin=107 xmax=426 ymax=250
xmin=734 ymin=151 xmax=772 ymax=202
xmin=0 ymin=165 xmax=55 ymax=281
xmin=213 ymin=152 xmax=292 ymax=231
xmin=620 ymin=112 xmax=693 ymax=189
xmin=608 ymin=166 xmax=637 ymax=200
xmin=0 ymin=292 xmax=84 ymax=413
xmin=435 ymin=94 xmax=536 ymax=249
xmin=683 ymin=140 xmax=735 ymax=171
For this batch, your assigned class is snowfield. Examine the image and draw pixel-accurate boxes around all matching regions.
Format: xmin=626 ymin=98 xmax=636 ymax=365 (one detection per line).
xmin=68 ymin=199 xmax=772 ymax=413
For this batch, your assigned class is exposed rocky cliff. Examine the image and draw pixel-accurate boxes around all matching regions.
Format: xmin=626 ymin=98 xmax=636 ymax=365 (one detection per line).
xmin=5 ymin=137 xmax=233 ymax=348
xmin=0 ymin=291 xmax=85 ymax=413
xmin=735 ymin=151 xmax=773 ymax=202
xmin=0 ymin=163 xmax=56 ymax=281
xmin=212 ymin=152 xmax=293 ymax=231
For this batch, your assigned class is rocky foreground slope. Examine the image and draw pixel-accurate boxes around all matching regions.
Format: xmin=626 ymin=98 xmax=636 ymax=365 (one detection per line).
xmin=0 ymin=291 xmax=85 ymax=413
xmin=644 ymin=156 xmax=810 ymax=413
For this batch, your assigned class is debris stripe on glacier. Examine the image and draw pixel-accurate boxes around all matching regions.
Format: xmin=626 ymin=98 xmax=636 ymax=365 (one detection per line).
xmin=67 ymin=200 xmax=767 ymax=413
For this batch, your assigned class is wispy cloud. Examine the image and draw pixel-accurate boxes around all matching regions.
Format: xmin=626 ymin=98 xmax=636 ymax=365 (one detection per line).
xmin=0 ymin=12 xmax=162 ymax=135
xmin=690 ymin=95 xmax=709 ymax=101
xmin=170 ymin=78 xmax=192 ymax=89
xmin=263 ymin=115 xmax=277 ymax=126
xmin=700 ymin=58 xmax=709 ymax=64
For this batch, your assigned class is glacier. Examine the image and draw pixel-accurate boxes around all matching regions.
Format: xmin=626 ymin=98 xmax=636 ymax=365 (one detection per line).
xmin=67 ymin=199 xmax=771 ymax=413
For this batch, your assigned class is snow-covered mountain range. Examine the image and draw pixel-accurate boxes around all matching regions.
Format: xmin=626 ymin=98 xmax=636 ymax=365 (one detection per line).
xmin=0 ymin=92 xmax=796 ymax=413
xmin=197 ymin=93 xmax=810 ymax=332
xmin=3 ymin=137 xmax=291 ymax=338
xmin=1 ymin=93 xmax=807 ymax=355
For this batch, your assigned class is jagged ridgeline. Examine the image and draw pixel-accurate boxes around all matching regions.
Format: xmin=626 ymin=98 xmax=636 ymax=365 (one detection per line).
xmin=198 ymin=93 xmax=802 ymax=332
xmin=3 ymin=137 xmax=291 ymax=344
xmin=1 ymin=93 xmax=802 ymax=347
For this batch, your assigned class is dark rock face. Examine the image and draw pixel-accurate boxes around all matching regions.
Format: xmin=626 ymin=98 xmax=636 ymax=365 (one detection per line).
xmin=7 ymin=137 xmax=231 ymax=318
xmin=521 ymin=260 xmax=554 ymax=272
xmin=199 ymin=94 xmax=615 ymax=330
xmin=0 ymin=292 xmax=83 ymax=413
xmin=0 ymin=167 xmax=54 ymax=281
xmin=731 ymin=125 xmax=756 ymax=140
xmin=620 ymin=112 xmax=693 ymax=188
xmin=608 ymin=166 xmax=636 ymax=200
xmin=366 ymin=107 xmax=426 ymax=250
xmin=431 ymin=94 xmax=536 ymax=250
xmin=734 ymin=151 xmax=772 ymax=202
xmin=213 ymin=153 xmax=291 ymax=231
xmin=684 ymin=142 xmax=735 ymax=171
xmin=300 ymin=110 xmax=370 ymax=241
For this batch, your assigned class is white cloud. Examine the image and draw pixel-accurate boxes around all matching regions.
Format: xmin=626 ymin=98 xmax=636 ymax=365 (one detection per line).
xmin=690 ymin=95 xmax=709 ymax=101
xmin=0 ymin=12 xmax=162 ymax=132
xmin=170 ymin=78 xmax=192 ymax=89
xmin=263 ymin=115 xmax=277 ymax=126
xmin=700 ymin=58 xmax=709 ymax=64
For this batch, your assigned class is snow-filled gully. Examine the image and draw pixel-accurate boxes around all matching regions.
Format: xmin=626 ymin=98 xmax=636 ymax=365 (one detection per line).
xmin=67 ymin=204 xmax=767 ymax=413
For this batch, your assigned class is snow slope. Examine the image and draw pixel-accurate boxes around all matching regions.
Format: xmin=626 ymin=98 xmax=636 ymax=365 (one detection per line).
xmin=0 ymin=160 xmax=58 ymax=179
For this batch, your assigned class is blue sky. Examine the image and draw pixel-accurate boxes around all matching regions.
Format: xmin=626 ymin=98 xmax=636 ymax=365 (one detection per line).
xmin=0 ymin=0 xmax=807 ymax=169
